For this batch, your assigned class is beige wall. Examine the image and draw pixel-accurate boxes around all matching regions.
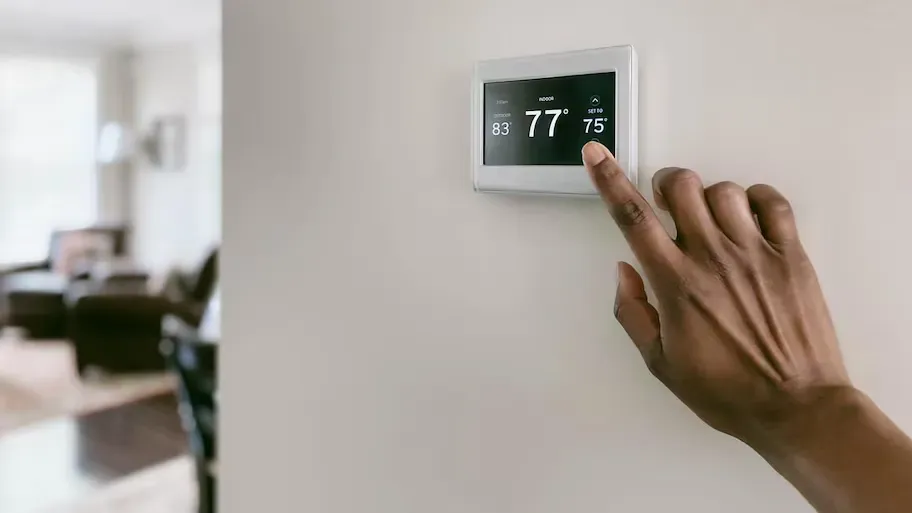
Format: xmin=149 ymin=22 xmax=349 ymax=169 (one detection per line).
xmin=223 ymin=1 xmax=912 ymax=512
xmin=131 ymin=41 xmax=221 ymax=271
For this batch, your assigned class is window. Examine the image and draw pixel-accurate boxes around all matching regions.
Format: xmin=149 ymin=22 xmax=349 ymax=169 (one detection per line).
xmin=0 ymin=56 xmax=98 ymax=264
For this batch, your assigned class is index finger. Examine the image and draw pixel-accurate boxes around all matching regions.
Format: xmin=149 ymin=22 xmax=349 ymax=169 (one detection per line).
xmin=582 ymin=142 xmax=680 ymax=266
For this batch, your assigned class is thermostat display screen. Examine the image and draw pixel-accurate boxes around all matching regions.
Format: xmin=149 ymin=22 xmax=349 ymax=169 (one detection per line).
xmin=483 ymin=72 xmax=616 ymax=166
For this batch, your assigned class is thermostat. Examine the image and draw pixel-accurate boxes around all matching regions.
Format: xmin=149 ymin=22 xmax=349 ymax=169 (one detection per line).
xmin=472 ymin=45 xmax=638 ymax=196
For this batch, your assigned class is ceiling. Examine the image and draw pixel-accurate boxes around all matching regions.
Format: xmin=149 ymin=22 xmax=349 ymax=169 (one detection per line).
xmin=0 ymin=0 xmax=219 ymax=48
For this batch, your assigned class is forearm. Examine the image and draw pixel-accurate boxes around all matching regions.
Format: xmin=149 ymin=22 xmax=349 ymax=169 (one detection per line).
xmin=751 ymin=387 xmax=912 ymax=513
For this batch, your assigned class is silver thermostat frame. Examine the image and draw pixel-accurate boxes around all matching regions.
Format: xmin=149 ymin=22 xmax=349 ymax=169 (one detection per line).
xmin=472 ymin=45 xmax=638 ymax=196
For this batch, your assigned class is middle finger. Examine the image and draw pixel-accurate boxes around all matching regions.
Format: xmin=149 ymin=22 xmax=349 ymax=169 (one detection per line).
xmin=652 ymin=167 xmax=719 ymax=249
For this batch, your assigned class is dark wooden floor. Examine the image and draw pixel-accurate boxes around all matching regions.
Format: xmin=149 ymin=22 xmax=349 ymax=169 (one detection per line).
xmin=0 ymin=392 xmax=187 ymax=513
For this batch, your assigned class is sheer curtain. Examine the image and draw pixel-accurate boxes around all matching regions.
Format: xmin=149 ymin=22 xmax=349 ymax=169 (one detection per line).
xmin=0 ymin=56 xmax=98 ymax=264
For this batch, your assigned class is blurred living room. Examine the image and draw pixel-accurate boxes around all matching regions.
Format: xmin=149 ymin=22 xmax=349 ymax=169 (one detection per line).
xmin=0 ymin=1 xmax=221 ymax=512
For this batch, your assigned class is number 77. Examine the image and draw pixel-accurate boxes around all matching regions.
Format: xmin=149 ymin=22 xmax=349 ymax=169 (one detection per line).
xmin=526 ymin=109 xmax=564 ymax=137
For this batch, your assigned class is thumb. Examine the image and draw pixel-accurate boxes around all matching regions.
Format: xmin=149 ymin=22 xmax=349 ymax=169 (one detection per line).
xmin=615 ymin=261 xmax=663 ymax=369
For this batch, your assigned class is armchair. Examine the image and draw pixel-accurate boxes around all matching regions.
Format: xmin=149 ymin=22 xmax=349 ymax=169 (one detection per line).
xmin=67 ymin=247 xmax=218 ymax=375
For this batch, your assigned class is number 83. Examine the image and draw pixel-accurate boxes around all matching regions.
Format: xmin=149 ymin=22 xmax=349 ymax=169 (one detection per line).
xmin=491 ymin=122 xmax=510 ymax=135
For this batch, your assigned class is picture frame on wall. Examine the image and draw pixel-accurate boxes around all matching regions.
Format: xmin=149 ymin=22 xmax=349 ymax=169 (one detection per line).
xmin=143 ymin=115 xmax=187 ymax=171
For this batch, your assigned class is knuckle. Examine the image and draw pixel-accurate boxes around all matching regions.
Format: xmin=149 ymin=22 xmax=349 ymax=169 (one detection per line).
xmin=767 ymin=198 xmax=794 ymax=218
xmin=591 ymin=162 xmax=624 ymax=189
xmin=661 ymin=168 xmax=701 ymax=194
xmin=612 ymin=199 xmax=650 ymax=228
xmin=706 ymin=181 xmax=743 ymax=202
xmin=748 ymin=184 xmax=794 ymax=216
xmin=746 ymin=183 xmax=774 ymax=196
xmin=706 ymin=253 xmax=733 ymax=279
xmin=663 ymin=268 xmax=699 ymax=302
xmin=598 ymin=159 xmax=624 ymax=178
xmin=745 ymin=265 xmax=763 ymax=287
xmin=703 ymin=247 xmax=763 ymax=284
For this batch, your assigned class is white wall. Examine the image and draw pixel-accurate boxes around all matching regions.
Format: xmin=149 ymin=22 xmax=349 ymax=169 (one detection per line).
xmin=131 ymin=40 xmax=221 ymax=272
xmin=0 ymin=39 xmax=126 ymax=250
xmin=96 ymin=49 xmax=133 ymax=225
xmin=223 ymin=1 xmax=912 ymax=512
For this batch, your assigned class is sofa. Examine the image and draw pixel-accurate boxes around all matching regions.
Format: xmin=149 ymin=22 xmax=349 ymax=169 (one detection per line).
xmin=0 ymin=225 xmax=129 ymax=338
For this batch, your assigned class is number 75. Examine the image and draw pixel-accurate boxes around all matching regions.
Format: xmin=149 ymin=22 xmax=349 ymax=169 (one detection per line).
xmin=583 ymin=118 xmax=605 ymax=134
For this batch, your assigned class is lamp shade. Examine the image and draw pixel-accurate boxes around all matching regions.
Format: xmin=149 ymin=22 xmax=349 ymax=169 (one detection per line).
xmin=97 ymin=122 xmax=136 ymax=165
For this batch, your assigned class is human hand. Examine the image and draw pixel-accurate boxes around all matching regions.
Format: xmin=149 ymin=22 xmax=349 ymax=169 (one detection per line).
xmin=581 ymin=141 xmax=852 ymax=445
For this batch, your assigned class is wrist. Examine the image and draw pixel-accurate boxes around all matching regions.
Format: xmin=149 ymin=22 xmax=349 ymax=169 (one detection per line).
xmin=744 ymin=385 xmax=872 ymax=458
xmin=740 ymin=385 xmax=912 ymax=513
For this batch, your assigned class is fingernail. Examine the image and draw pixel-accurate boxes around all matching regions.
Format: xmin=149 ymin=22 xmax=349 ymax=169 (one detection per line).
xmin=581 ymin=141 xmax=611 ymax=167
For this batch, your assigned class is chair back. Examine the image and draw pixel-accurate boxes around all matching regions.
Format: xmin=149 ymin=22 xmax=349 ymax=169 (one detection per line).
xmin=189 ymin=247 xmax=219 ymax=303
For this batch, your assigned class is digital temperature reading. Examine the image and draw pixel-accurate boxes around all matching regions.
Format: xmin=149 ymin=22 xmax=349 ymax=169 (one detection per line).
xmin=483 ymin=72 xmax=616 ymax=166
xmin=473 ymin=45 xmax=637 ymax=195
